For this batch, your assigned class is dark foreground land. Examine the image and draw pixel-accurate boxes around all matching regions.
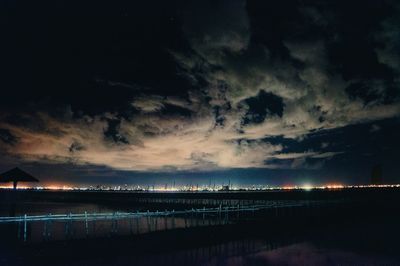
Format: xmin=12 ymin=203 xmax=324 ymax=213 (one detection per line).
xmin=0 ymin=188 xmax=400 ymax=265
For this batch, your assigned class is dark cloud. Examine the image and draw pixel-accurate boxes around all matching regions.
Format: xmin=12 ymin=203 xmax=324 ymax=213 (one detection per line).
xmin=0 ymin=129 xmax=18 ymax=145
xmin=345 ymin=81 xmax=386 ymax=105
xmin=182 ymin=0 xmax=250 ymax=53
xmin=69 ymin=141 xmax=85 ymax=153
xmin=104 ymin=119 xmax=129 ymax=144
xmin=243 ymin=90 xmax=284 ymax=124
xmin=160 ymin=103 xmax=193 ymax=117
xmin=374 ymin=1 xmax=400 ymax=73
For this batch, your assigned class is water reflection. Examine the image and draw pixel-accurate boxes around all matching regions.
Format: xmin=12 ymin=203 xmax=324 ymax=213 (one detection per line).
xmin=0 ymin=202 xmax=118 ymax=216
xmin=1 ymin=201 xmax=400 ymax=265
xmin=0 ymin=201 xmax=237 ymax=243
xmin=39 ymin=239 xmax=400 ymax=266
xmin=22 ymin=215 xmax=225 ymax=242
xmin=216 ymin=242 xmax=400 ymax=266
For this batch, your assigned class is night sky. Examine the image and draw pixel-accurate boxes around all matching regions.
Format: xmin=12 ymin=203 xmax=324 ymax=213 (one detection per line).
xmin=1 ymin=0 xmax=400 ymax=187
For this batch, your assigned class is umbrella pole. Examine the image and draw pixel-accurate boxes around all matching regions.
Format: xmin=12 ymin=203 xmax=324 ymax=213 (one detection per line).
xmin=13 ymin=181 xmax=18 ymax=190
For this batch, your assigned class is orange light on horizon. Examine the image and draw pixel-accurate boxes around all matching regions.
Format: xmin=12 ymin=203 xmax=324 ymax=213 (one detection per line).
xmin=44 ymin=185 xmax=74 ymax=190
xmin=0 ymin=183 xmax=74 ymax=190
xmin=281 ymin=186 xmax=298 ymax=190
xmin=324 ymin=184 xmax=345 ymax=189
xmin=0 ymin=185 xmax=32 ymax=189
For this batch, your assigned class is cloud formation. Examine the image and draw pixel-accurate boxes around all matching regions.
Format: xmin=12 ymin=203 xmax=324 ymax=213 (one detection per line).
xmin=0 ymin=0 xmax=399 ymax=173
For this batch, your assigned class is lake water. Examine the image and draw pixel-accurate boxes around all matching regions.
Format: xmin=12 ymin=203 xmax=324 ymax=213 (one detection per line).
xmin=0 ymin=201 xmax=232 ymax=243
xmin=0 ymin=200 xmax=399 ymax=265
xmin=206 ymin=242 xmax=400 ymax=266
xmin=0 ymin=201 xmax=130 ymax=216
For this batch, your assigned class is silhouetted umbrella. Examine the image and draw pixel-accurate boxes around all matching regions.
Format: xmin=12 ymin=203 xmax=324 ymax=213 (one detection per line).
xmin=0 ymin=167 xmax=39 ymax=189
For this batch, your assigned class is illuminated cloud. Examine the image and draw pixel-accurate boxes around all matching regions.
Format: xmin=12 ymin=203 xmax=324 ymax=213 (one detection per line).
xmin=0 ymin=0 xmax=399 ymax=176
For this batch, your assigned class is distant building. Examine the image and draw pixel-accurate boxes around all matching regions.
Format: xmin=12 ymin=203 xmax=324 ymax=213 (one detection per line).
xmin=220 ymin=185 xmax=230 ymax=191
xmin=371 ymin=164 xmax=383 ymax=185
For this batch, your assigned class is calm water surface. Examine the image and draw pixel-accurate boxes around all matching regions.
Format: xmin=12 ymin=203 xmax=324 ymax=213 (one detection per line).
xmin=0 ymin=201 xmax=399 ymax=266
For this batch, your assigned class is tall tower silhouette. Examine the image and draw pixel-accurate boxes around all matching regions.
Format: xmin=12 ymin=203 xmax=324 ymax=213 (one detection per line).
xmin=371 ymin=164 xmax=383 ymax=185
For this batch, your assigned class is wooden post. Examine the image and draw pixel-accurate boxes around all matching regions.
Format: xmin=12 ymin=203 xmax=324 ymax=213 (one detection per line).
xmin=184 ymin=212 xmax=188 ymax=228
xmin=111 ymin=213 xmax=114 ymax=234
xmin=136 ymin=211 xmax=140 ymax=234
xmin=129 ymin=216 xmax=133 ymax=235
xmin=23 ymin=214 xmax=27 ymax=242
xmin=164 ymin=210 xmax=168 ymax=231
xmin=172 ymin=210 xmax=175 ymax=229
xmin=43 ymin=217 xmax=47 ymax=240
xmin=147 ymin=212 xmax=151 ymax=232
xmin=85 ymin=211 xmax=89 ymax=237
xmin=47 ymin=213 xmax=52 ymax=240
xmin=69 ymin=212 xmax=73 ymax=238
xmin=191 ymin=208 xmax=195 ymax=227
xmin=93 ymin=219 xmax=96 ymax=236
xmin=195 ymin=209 xmax=199 ymax=227
xmin=65 ymin=215 xmax=69 ymax=239
xmin=154 ymin=211 xmax=158 ymax=231
xmin=17 ymin=220 xmax=21 ymax=240
xmin=219 ymin=204 xmax=222 ymax=219
xmin=115 ymin=212 xmax=118 ymax=233
xmin=112 ymin=212 xmax=118 ymax=234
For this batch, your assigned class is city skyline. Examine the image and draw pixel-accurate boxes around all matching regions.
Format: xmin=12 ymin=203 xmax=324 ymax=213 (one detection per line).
xmin=1 ymin=0 xmax=400 ymax=186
